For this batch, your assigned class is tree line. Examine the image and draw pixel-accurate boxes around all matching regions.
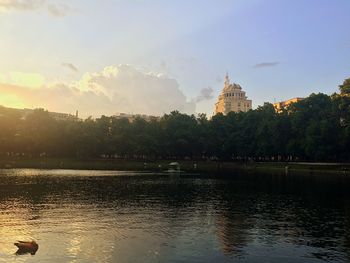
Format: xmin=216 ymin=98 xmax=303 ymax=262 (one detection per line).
xmin=0 ymin=78 xmax=349 ymax=162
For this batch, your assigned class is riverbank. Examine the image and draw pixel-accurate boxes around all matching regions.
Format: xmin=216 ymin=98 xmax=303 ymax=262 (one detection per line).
xmin=0 ymin=157 xmax=350 ymax=175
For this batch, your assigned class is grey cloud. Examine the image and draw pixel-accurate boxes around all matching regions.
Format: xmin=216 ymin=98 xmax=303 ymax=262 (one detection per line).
xmin=0 ymin=0 xmax=73 ymax=16
xmin=196 ymin=87 xmax=214 ymax=103
xmin=47 ymin=3 xmax=71 ymax=17
xmin=62 ymin=63 xmax=78 ymax=72
xmin=253 ymin=62 xmax=279 ymax=68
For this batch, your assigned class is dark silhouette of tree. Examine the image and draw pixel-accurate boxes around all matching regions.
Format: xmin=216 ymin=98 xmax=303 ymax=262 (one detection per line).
xmin=0 ymin=78 xmax=349 ymax=162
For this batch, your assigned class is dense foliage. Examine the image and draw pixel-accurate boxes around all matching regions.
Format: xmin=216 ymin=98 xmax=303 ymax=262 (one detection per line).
xmin=1 ymin=79 xmax=350 ymax=162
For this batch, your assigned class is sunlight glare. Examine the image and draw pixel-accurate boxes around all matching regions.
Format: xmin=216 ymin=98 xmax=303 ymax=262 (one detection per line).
xmin=0 ymin=94 xmax=25 ymax=108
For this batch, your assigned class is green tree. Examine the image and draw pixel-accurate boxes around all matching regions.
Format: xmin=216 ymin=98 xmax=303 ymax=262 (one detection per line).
xmin=339 ymin=78 xmax=350 ymax=95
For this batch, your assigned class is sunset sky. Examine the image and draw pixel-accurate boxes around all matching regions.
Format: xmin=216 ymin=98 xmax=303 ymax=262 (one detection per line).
xmin=0 ymin=0 xmax=349 ymax=117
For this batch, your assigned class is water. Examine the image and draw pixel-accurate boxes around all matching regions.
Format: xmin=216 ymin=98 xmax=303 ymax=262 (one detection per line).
xmin=0 ymin=169 xmax=349 ymax=262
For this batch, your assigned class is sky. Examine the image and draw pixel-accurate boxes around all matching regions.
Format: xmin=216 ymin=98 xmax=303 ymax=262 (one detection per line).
xmin=0 ymin=0 xmax=349 ymax=117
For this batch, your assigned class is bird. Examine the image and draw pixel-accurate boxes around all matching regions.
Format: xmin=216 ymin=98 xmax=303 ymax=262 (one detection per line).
xmin=14 ymin=240 xmax=39 ymax=255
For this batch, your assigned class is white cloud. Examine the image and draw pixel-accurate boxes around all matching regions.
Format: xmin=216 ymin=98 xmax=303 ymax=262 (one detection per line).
xmin=0 ymin=65 xmax=195 ymax=117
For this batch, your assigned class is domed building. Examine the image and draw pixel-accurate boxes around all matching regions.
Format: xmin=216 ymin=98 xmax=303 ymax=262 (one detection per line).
xmin=215 ymin=73 xmax=252 ymax=115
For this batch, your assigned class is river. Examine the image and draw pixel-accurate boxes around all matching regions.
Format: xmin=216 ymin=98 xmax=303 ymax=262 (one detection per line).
xmin=0 ymin=169 xmax=349 ymax=262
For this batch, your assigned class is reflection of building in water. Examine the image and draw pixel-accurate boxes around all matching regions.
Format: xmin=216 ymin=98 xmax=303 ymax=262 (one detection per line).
xmin=215 ymin=73 xmax=252 ymax=115
xmin=216 ymin=211 xmax=250 ymax=255
xmin=273 ymin=97 xmax=304 ymax=112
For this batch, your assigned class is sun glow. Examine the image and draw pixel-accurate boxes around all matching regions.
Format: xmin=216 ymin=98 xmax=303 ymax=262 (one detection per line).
xmin=0 ymin=72 xmax=45 ymax=89
xmin=0 ymin=94 xmax=25 ymax=108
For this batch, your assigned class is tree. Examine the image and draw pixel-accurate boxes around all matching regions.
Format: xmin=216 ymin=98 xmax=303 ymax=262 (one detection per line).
xmin=160 ymin=111 xmax=200 ymax=158
xmin=1 ymin=77 xmax=350 ymax=162
xmin=0 ymin=106 xmax=21 ymax=154
xmin=339 ymin=78 xmax=350 ymax=96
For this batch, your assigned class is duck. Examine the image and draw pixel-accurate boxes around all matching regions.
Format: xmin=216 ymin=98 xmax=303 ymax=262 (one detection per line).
xmin=14 ymin=241 xmax=39 ymax=255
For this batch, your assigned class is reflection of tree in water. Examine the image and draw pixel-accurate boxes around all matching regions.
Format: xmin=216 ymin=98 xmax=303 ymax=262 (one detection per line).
xmin=2 ymin=170 xmax=350 ymax=262
xmin=213 ymin=180 xmax=256 ymax=257
xmin=213 ymin=173 xmax=350 ymax=261
xmin=216 ymin=209 xmax=252 ymax=256
xmin=0 ymin=173 xmax=218 ymax=236
xmin=280 ymin=174 xmax=350 ymax=261
xmin=342 ymin=201 xmax=350 ymax=261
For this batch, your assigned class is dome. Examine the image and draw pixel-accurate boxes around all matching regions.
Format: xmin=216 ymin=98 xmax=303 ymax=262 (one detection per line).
xmin=215 ymin=72 xmax=252 ymax=115
xmin=223 ymin=83 xmax=242 ymax=93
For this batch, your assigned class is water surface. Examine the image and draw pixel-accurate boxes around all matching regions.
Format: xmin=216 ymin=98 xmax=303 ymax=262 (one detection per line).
xmin=0 ymin=169 xmax=349 ymax=262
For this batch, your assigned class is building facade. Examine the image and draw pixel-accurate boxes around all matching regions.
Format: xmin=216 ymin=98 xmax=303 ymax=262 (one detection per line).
xmin=1 ymin=106 xmax=80 ymax=121
xmin=114 ymin=112 xmax=160 ymax=122
xmin=215 ymin=73 xmax=252 ymax=115
xmin=273 ymin=97 xmax=304 ymax=112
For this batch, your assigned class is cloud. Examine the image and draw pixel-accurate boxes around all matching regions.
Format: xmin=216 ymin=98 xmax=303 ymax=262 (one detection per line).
xmin=0 ymin=0 xmax=42 ymax=11
xmin=46 ymin=2 xmax=71 ymax=17
xmin=62 ymin=63 xmax=78 ymax=72
xmin=0 ymin=0 xmax=73 ymax=17
xmin=216 ymin=75 xmax=223 ymax=83
xmin=253 ymin=62 xmax=279 ymax=68
xmin=0 ymin=65 xmax=195 ymax=117
xmin=195 ymin=87 xmax=214 ymax=103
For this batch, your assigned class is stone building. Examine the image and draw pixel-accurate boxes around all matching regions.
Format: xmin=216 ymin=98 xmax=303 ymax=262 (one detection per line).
xmin=1 ymin=106 xmax=80 ymax=121
xmin=273 ymin=97 xmax=304 ymax=112
xmin=113 ymin=112 xmax=160 ymax=122
xmin=215 ymin=73 xmax=252 ymax=115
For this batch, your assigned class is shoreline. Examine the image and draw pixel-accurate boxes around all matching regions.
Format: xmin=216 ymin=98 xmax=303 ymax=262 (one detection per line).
xmin=0 ymin=158 xmax=349 ymax=175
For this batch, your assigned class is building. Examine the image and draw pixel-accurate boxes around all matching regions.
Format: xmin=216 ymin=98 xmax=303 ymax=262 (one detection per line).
xmin=48 ymin=110 xmax=80 ymax=121
xmin=215 ymin=73 xmax=252 ymax=115
xmin=113 ymin=112 xmax=160 ymax=122
xmin=1 ymin=106 xmax=80 ymax=121
xmin=273 ymin=97 xmax=304 ymax=112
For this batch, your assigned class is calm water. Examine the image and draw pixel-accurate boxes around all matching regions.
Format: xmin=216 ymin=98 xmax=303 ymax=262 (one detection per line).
xmin=0 ymin=169 xmax=350 ymax=263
